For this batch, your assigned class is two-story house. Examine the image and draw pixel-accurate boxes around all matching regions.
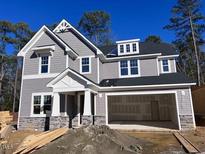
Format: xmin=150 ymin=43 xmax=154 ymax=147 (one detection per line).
xmin=17 ymin=19 xmax=196 ymax=131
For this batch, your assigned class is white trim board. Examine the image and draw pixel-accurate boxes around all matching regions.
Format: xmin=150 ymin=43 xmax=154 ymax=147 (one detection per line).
xmin=17 ymin=25 xmax=78 ymax=58
xmin=22 ymin=73 xmax=59 ymax=80
xmin=30 ymin=92 xmax=53 ymax=117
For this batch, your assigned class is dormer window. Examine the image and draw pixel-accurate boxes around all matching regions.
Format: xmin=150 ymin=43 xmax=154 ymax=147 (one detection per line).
xmin=126 ymin=44 xmax=130 ymax=52
xmin=161 ymin=59 xmax=170 ymax=73
xmin=117 ymin=39 xmax=140 ymax=55
xmin=132 ymin=43 xmax=137 ymax=52
xmin=120 ymin=45 xmax=124 ymax=53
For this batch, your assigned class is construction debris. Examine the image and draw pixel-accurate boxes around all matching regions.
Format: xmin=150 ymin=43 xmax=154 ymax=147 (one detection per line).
xmin=32 ymin=125 xmax=144 ymax=154
xmin=0 ymin=111 xmax=13 ymax=139
xmin=173 ymin=132 xmax=201 ymax=153
xmin=13 ymin=127 xmax=68 ymax=154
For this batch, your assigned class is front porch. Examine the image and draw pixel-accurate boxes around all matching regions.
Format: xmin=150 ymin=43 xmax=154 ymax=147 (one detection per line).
xmin=49 ymin=90 xmax=97 ymax=129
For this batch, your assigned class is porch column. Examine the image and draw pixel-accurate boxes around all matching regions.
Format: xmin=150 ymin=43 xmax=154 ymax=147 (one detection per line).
xmin=52 ymin=92 xmax=60 ymax=116
xmin=83 ymin=90 xmax=91 ymax=115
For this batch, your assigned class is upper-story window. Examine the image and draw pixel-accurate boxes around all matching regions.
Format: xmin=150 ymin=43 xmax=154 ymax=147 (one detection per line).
xmin=120 ymin=59 xmax=139 ymax=77
xmin=117 ymin=39 xmax=140 ymax=55
xmin=81 ymin=57 xmax=91 ymax=74
xmin=120 ymin=45 xmax=124 ymax=53
xmin=126 ymin=44 xmax=130 ymax=52
xmin=40 ymin=56 xmax=49 ymax=74
xmin=161 ymin=59 xmax=170 ymax=73
xmin=132 ymin=43 xmax=137 ymax=52
xmin=120 ymin=60 xmax=128 ymax=76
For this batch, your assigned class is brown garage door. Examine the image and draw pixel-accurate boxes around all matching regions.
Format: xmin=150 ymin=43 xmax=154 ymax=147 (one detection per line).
xmin=108 ymin=94 xmax=175 ymax=123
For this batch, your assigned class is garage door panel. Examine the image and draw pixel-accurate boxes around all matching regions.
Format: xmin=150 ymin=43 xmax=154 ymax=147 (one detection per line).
xmin=108 ymin=95 xmax=173 ymax=123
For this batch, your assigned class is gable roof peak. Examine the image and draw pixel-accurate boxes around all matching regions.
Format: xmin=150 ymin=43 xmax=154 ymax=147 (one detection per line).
xmin=53 ymin=19 xmax=72 ymax=33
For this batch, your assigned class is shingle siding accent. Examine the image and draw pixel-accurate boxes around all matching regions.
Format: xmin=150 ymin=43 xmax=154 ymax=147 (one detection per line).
xmin=20 ymin=78 xmax=53 ymax=117
xmin=56 ymin=31 xmax=95 ymax=56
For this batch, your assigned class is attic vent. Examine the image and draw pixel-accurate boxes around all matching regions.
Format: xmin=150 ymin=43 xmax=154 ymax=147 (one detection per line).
xmin=53 ymin=19 xmax=71 ymax=33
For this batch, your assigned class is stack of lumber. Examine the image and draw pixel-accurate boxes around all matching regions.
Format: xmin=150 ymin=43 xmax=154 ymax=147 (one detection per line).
xmin=0 ymin=111 xmax=13 ymax=125
xmin=13 ymin=127 xmax=68 ymax=154
xmin=0 ymin=111 xmax=13 ymax=139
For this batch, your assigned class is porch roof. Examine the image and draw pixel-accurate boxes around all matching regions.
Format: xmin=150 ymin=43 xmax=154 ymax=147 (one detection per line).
xmin=99 ymin=73 xmax=195 ymax=87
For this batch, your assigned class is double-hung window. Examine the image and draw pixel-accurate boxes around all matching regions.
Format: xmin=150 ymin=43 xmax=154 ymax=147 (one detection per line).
xmin=81 ymin=57 xmax=91 ymax=74
xmin=43 ymin=95 xmax=52 ymax=114
xmin=32 ymin=94 xmax=52 ymax=115
xmin=120 ymin=60 xmax=128 ymax=76
xmin=162 ymin=59 xmax=169 ymax=73
xmin=40 ymin=56 xmax=49 ymax=73
xmin=130 ymin=59 xmax=138 ymax=75
xmin=120 ymin=59 xmax=139 ymax=77
xmin=33 ymin=96 xmax=41 ymax=114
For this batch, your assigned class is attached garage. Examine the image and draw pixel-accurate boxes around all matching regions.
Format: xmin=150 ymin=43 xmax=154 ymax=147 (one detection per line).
xmin=107 ymin=93 xmax=179 ymax=129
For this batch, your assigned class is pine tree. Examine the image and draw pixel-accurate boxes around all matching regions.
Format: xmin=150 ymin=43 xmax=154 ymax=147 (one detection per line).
xmin=164 ymin=0 xmax=205 ymax=86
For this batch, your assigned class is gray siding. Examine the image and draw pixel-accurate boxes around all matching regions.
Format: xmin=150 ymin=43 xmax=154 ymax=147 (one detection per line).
xmin=20 ymin=78 xmax=53 ymax=117
xmin=99 ymin=62 xmax=119 ymax=80
xmin=96 ymin=93 xmax=106 ymax=116
xmin=177 ymin=88 xmax=193 ymax=115
xmin=140 ymin=58 xmax=158 ymax=76
xmin=24 ymin=33 xmax=66 ymax=75
xmin=95 ymin=88 xmax=194 ymax=122
xmin=69 ymin=57 xmax=98 ymax=83
xmin=57 ymin=31 xmax=95 ymax=56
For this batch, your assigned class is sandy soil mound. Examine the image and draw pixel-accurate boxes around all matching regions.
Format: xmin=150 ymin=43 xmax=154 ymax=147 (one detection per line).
xmin=33 ymin=125 xmax=146 ymax=154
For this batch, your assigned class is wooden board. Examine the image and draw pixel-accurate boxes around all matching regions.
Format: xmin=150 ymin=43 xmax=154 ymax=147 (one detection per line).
xmin=173 ymin=132 xmax=199 ymax=153
xmin=0 ymin=125 xmax=12 ymax=139
xmin=20 ymin=128 xmax=68 ymax=154
xmin=13 ymin=128 xmax=68 ymax=154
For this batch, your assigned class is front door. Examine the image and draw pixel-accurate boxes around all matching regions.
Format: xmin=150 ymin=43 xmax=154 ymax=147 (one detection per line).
xmin=67 ymin=95 xmax=77 ymax=127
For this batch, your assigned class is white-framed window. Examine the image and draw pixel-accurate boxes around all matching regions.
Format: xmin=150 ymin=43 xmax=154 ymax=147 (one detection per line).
xmin=120 ymin=60 xmax=129 ymax=76
xmin=33 ymin=95 xmax=41 ymax=114
xmin=80 ymin=57 xmax=91 ymax=74
xmin=119 ymin=59 xmax=140 ymax=77
xmin=126 ymin=44 xmax=130 ymax=52
xmin=117 ymin=42 xmax=139 ymax=55
xmin=161 ymin=59 xmax=170 ymax=73
xmin=132 ymin=43 xmax=137 ymax=52
xmin=32 ymin=93 xmax=52 ymax=116
xmin=120 ymin=45 xmax=124 ymax=53
xmin=40 ymin=56 xmax=49 ymax=74
xmin=130 ymin=59 xmax=138 ymax=75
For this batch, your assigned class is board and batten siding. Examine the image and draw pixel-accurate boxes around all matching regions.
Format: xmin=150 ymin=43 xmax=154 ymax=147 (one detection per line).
xmin=20 ymin=78 xmax=53 ymax=117
xmin=24 ymin=32 xmax=67 ymax=75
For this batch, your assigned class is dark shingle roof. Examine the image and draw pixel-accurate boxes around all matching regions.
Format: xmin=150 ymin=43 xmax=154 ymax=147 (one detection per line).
xmin=98 ymin=42 xmax=177 ymax=57
xmin=99 ymin=73 xmax=194 ymax=87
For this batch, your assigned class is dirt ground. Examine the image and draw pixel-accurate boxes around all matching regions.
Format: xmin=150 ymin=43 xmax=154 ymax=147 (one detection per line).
xmin=1 ymin=126 xmax=205 ymax=154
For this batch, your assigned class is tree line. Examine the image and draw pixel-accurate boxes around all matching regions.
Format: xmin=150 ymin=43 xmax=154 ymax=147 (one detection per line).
xmin=0 ymin=0 xmax=204 ymax=111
